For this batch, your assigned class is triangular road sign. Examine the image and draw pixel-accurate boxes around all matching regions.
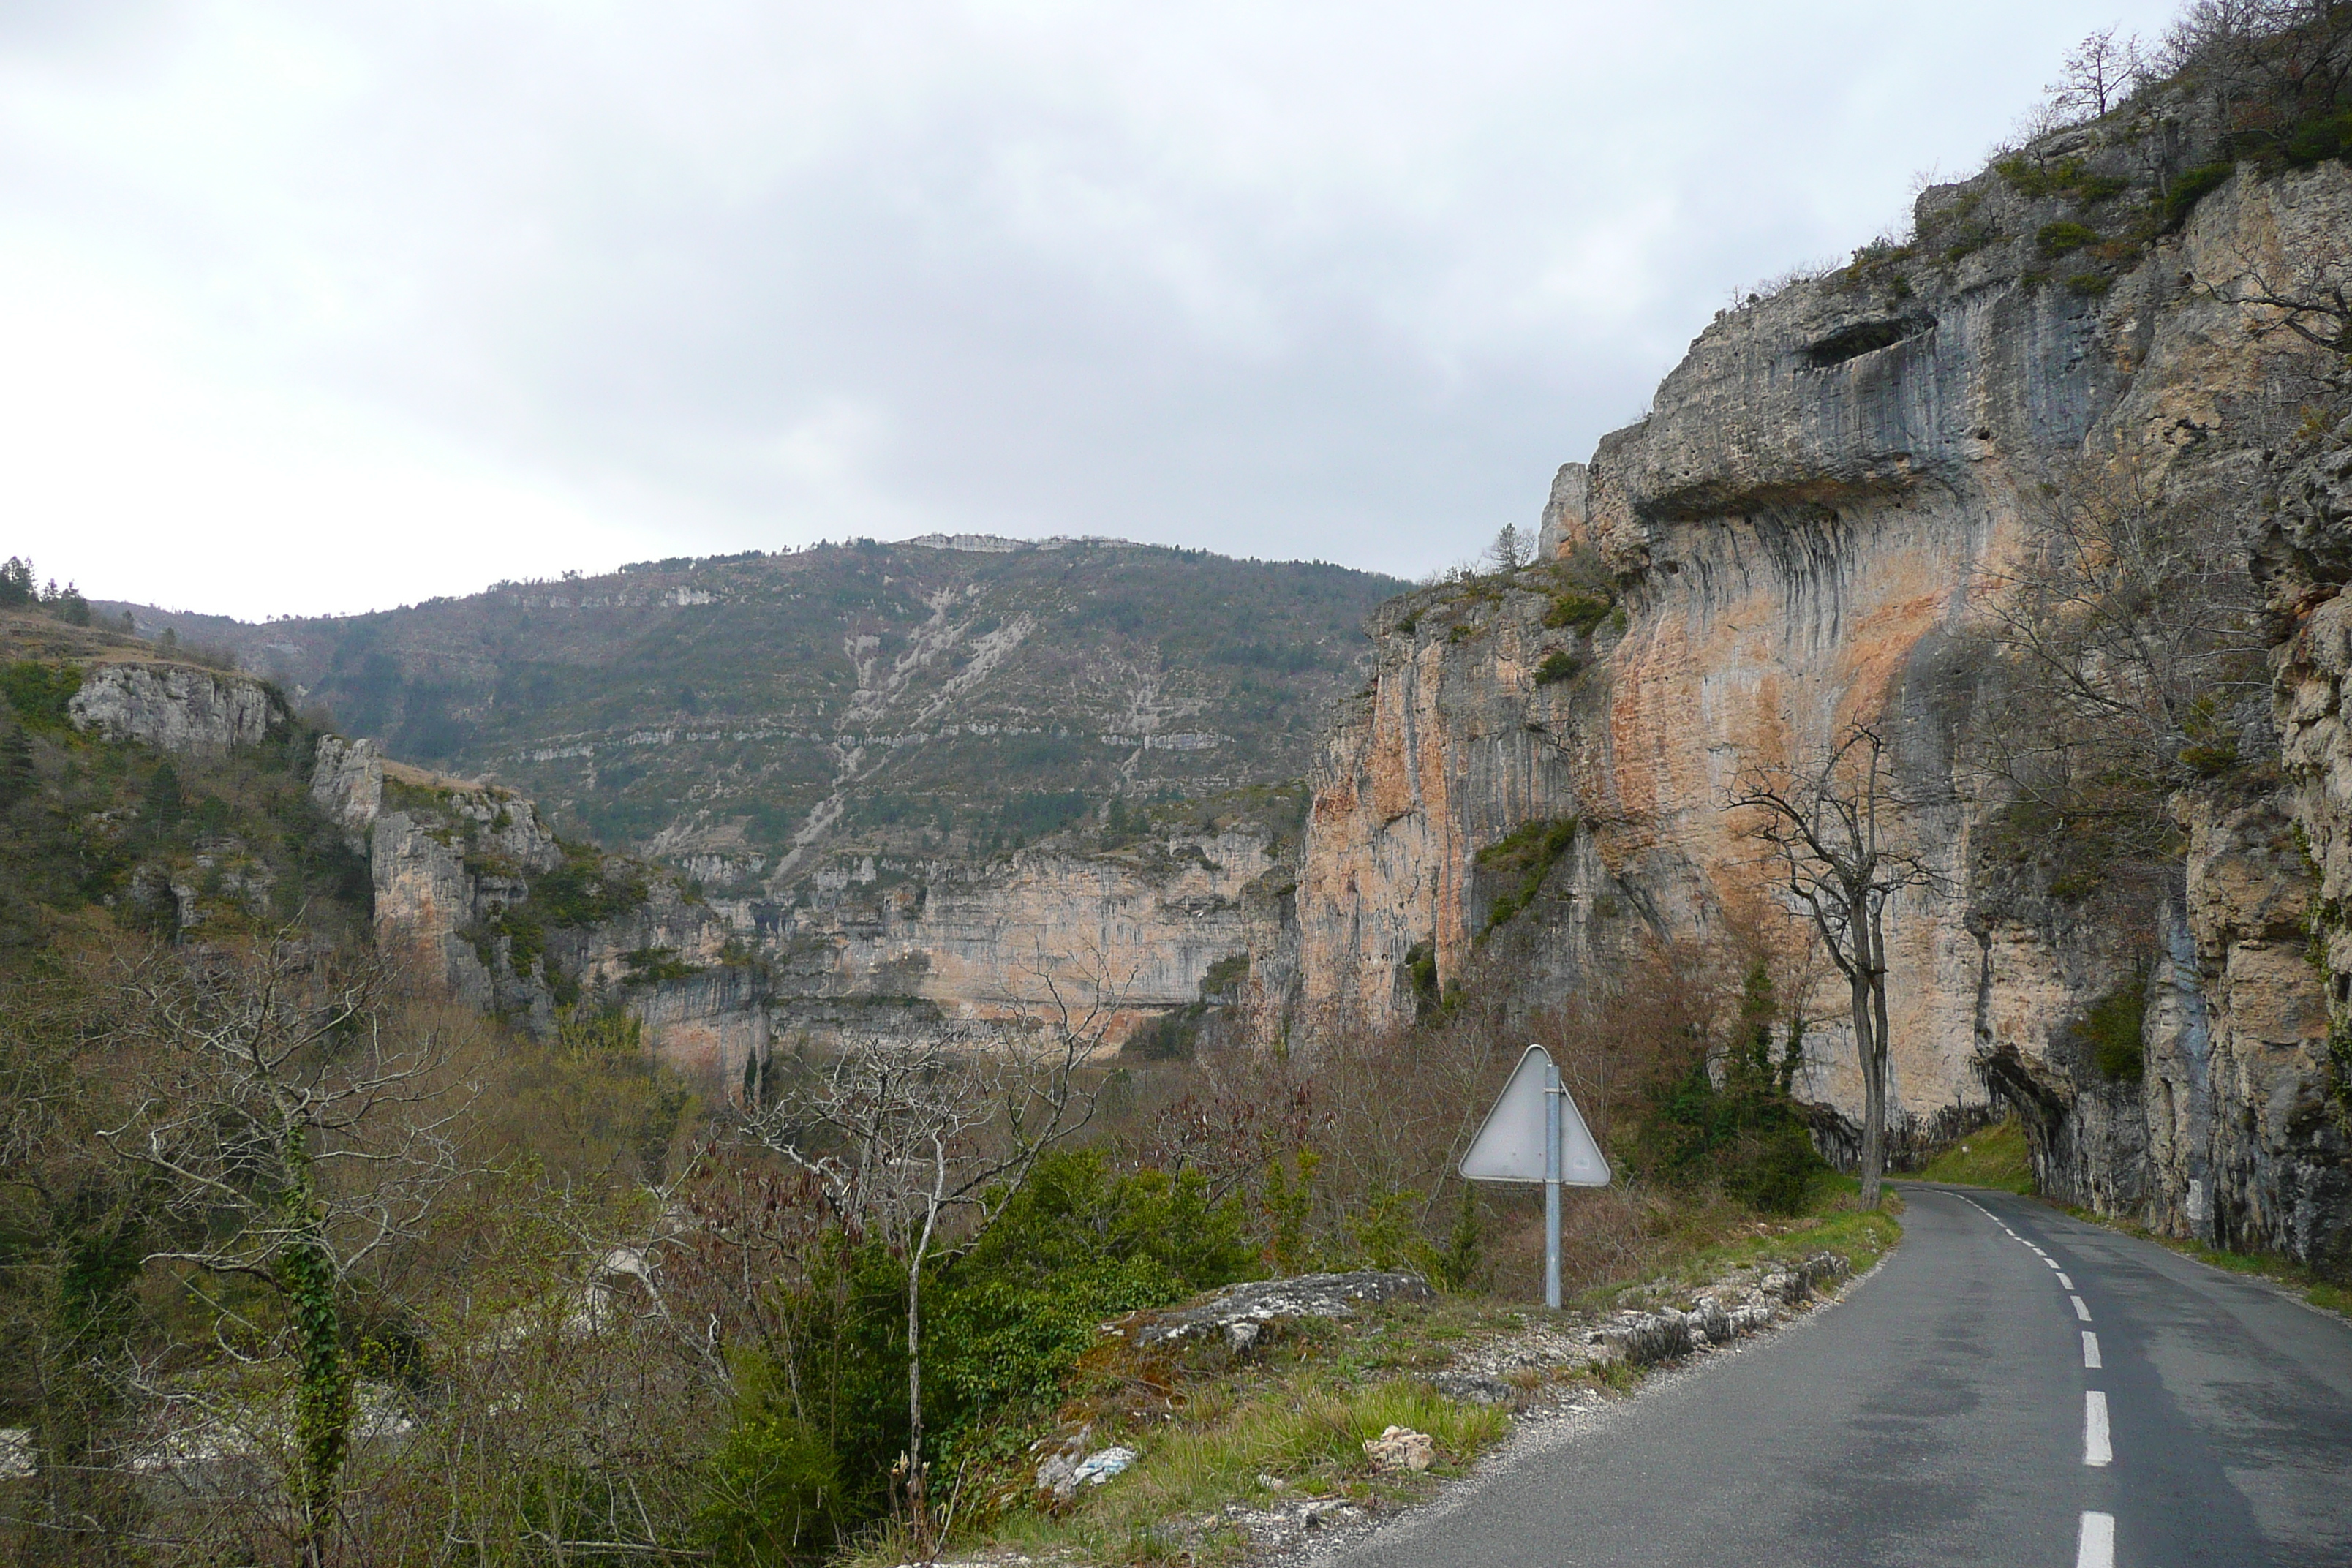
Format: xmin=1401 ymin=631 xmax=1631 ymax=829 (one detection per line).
xmin=1460 ymin=1044 xmax=1611 ymax=1186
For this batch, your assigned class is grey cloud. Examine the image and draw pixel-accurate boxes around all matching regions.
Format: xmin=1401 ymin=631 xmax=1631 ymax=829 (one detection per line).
xmin=6 ymin=0 xmax=2187 ymax=614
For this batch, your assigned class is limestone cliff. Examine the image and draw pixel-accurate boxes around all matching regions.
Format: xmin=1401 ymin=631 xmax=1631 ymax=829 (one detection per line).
xmin=1278 ymin=111 xmax=2352 ymax=1270
xmin=310 ymin=735 xmax=767 ymax=1078
xmin=312 ymin=732 xmax=1277 ymax=1078
xmin=69 ymin=660 xmax=288 ymax=758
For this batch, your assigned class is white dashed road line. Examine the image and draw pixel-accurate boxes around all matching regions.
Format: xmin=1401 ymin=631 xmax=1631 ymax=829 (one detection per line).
xmin=2084 ymin=1391 xmax=2112 ymax=1467
xmin=1959 ymin=1193 xmax=2122 ymax=1561
xmin=2077 ymin=1511 xmax=2116 ymax=1568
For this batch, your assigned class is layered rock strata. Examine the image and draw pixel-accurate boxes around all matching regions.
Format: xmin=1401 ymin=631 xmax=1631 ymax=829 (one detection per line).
xmin=314 ymin=735 xmax=1274 ymax=1077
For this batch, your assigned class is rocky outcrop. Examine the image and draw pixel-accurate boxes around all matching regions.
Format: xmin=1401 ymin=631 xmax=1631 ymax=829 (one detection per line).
xmin=752 ymin=829 xmax=1276 ymax=1034
xmin=1275 ymin=114 xmax=2352 ymax=1270
xmin=68 ymin=663 xmax=285 ymax=757
xmin=312 ymin=728 xmax=1267 ymax=1080
xmin=309 ymin=734 xmax=764 ymax=1077
xmin=1124 ymin=1270 xmax=1436 ymax=1349
xmin=2247 ymin=523 xmax=2352 ymax=1273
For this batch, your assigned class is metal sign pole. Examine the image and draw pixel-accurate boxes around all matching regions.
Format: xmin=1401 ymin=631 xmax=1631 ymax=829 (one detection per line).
xmin=1543 ymin=1056 xmax=1562 ymax=1311
xmin=1460 ymin=1044 xmax=1609 ymax=1314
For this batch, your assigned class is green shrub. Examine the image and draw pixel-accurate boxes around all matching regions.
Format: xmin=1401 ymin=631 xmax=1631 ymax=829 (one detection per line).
xmin=0 ymin=727 xmax=32 ymax=810
xmin=2180 ymin=741 xmax=2240 ymax=777
xmin=143 ymin=759 xmax=184 ymax=838
xmin=2283 ymin=108 xmax=2352 ymax=169
xmin=530 ymin=847 xmax=649 ymax=927
xmin=1123 ymin=1001 xmax=1208 ymax=1060
xmin=1 ymin=661 xmax=80 ymax=731
xmin=2067 ymin=273 xmax=2113 ymax=295
xmin=1631 ymin=964 xmax=1823 ymax=1213
xmin=1542 ymin=592 xmax=1611 ymax=636
xmin=2037 ymin=221 xmax=2098 ymax=255
xmin=1942 ymin=223 xmax=2000 ymax=263
xmin=1433 ymin=1185 xmax=1481 ymax=1292
xmin=1351 ymin=1188 xmax=1439 ymax=1275
xmin=1534 ymin=650 xmax=1581 ymax=685
xmin=1262 ymin=1148 xmax=1319 ymax=1275
xmin=623 ymin=946 xmax=702 ymax=984
xmin=2162 ymin=163 xmax=2235 ymax=229
xmin=1401 ymin=942 xmax=1439 ymax=1018
xmin=2081 ymin=983 xmax=2146 ymax=1082
xmin=756 ymin=1150 xmax=1255 ymax=1531
xmin=1994 ymin=155 xmax=2053 ymax=195
xmin=1995 ymin=157 xmax=2131 ymax=204
xmin=1475 ymin=817 xmax=1578 ymax=938
xmin=698 ymin=1354 xmax=842 ymax=1566
xmin=935 ymin=1152 xmax=1251 ymax=1409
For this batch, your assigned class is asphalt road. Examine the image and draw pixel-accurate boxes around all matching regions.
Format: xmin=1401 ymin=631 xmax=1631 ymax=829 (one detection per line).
xmin=1332 ymin=1186 xmax=2352 ymax=1568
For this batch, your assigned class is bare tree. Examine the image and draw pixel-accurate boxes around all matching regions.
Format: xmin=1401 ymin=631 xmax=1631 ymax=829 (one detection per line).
xmin=99 ymin=936 xmax=469 ymax=1568
xmin=1972 ymin=454 xmax=2272 ymax=862
xmin=2048 ymin=26 xmax=2148 ymax=121
xmin=2157 ymin=0 xmax=2352 ymax=107
xmin=739 ymin=947 xmax=1128 ymax=1555
xmin=1729 ymin=726 xmax=1933 ymax=1207
xmin=2217 ymin=252 xmax=2352 ymax=359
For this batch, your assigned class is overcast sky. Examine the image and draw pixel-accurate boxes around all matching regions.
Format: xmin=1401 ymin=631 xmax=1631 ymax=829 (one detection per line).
xmin=4 ymin=1 xmax=2184 ymax=621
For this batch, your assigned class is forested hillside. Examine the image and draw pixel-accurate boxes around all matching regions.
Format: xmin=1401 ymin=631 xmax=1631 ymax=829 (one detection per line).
xmin=114 ymin=538 xmax=1405 ymax=887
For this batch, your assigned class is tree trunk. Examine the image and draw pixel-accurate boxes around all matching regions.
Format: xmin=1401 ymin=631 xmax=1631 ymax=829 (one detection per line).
xmin=279 ymin=1136 xmax=353 ymax=1568
xmin=1848 ymin=964 xmax=1883 ymax=1208
xmin=283 ymin=1237 xmax=350 ymax=1567
xmin=905 ymin=1251 xmax=931 ymax=1559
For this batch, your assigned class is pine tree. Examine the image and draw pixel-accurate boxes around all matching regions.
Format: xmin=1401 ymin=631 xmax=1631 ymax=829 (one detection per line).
xmin=0 ymin=557 xmax=32 ymax=608
xmin=146 ymin=760 xmax=184 ymax=836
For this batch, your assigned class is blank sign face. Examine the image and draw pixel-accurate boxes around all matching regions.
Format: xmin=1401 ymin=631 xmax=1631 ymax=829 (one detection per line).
xmin=1460 ymin=1044 xmax=1611 ymax=1186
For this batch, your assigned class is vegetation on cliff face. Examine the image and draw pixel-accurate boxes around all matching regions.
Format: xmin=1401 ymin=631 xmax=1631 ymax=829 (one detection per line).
xmin=0 ymin=619 xmax=370 ymax=953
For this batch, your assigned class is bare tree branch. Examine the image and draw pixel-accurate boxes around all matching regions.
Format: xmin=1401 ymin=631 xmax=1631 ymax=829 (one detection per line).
xmin=1727 ymin=725 xmax=1935 ymax=1207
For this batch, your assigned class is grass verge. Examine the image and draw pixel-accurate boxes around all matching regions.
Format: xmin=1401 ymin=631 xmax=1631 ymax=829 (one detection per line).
xmin=1913 ymin=1117 xmax=2035 ymax=1193
xmin=911 ymin=1186 xmax=1904 ymax=1566
xmin=2054 ymin=1204 xmax=2350 ymax=1320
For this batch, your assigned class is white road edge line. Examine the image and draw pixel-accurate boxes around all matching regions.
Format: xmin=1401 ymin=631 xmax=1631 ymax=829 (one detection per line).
xmin=2083 ymin=1331 xmax=2101 ymax=1368
xmin=2072 ymin=1294 xmax=2092 ymax=1321
xmin=2078 ymin=1510 xmax=2116 ymax=1568
xmin=2047 ymin=1259 xmax=2062 ymax=1270
xmin=2084 ymin=1390 xmax=2112 ymax=1466
xmin=2058 ymin=1272 xmax=2075 ymax=1289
